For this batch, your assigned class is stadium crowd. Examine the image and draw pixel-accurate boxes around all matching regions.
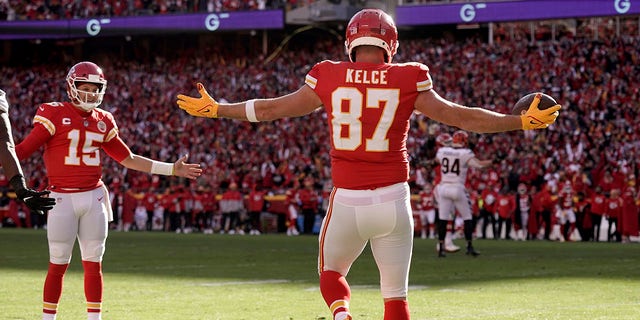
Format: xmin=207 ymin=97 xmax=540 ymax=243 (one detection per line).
xmin=0 ymin=24 xmax=638 ymax=242
xmin=0 ymin=1 xmax=498 ymax=21
xmin=0 ymin=0 xmax=302 ymax=20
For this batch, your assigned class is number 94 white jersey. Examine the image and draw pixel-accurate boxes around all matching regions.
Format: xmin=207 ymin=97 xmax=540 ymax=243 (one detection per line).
xmin=435 ymin=146 xmax=475 ymax=185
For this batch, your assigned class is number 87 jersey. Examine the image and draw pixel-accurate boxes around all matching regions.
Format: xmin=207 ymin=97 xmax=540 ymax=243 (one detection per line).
xmin=305 ymin=60 xmax=433 ymax=190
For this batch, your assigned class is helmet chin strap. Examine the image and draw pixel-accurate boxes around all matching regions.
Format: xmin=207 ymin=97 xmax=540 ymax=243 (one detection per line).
xmin=70 ymin=95 xmax=99 ymax=111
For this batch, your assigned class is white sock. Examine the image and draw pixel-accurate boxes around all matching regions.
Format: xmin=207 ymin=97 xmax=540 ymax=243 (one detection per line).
xmin=42 ymin=313 xmax=56 ymax=320
xmin=335 ymin=311 xmax=351 ymax=320
xmin=88 ymin=312 xmax=102 ymax=320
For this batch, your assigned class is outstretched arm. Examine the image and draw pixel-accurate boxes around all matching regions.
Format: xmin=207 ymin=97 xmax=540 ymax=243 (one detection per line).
xmin=119 ymin=154 xmax=202 ymax=180
xmin=415 ymin=89 xmax=560 ymax=133
xmin=102 ymin=134 xmax=202 ymax=179
xmin=176 ymin=83 xmax=322 ymax=122
xmin=468 ymin=158 xmax=493 ymax=169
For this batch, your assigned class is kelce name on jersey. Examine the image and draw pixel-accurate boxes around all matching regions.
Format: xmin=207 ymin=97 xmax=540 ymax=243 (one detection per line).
xmin=345 ymin=69 xmax=388 ymax=85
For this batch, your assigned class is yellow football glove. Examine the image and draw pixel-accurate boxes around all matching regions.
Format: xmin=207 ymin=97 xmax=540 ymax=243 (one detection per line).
xmin=176 ymin=83 xmax=219 ymax=118
xmin=521 ymin=93 xmax=561 ymax=130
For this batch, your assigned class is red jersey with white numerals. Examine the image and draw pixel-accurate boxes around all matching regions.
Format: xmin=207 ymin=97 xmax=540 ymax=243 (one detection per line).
xmin=417 ymin=190 xmax=435 ymax=211
xmin=16 ymin=101 xmax=132 ymax=192
xmin=306 ymin=60 xmax=433 ymax=189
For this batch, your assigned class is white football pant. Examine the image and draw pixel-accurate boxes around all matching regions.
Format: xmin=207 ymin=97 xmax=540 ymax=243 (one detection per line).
xmin=47 ymin=187 xmax=109 ymax=264
xmin=318 ymin=182 xmax=413 ymax=299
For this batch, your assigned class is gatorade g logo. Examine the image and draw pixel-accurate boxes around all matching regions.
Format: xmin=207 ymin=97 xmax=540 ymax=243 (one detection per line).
xmin=205 ymin=13 xmax=229 ymax=31
xmin=86 ymin=18 xmax=111 ymax=36
xmin=460 ymin=3 xmax=487 ymax=23
xmin=614 ymin=0 xmax=631 ymax=14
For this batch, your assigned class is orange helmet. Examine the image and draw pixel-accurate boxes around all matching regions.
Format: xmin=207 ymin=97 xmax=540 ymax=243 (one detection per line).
xmin=435 ymin=133 xmax=452 ymax=147
xmin=452 ymin=130 xmax=468 ymax=148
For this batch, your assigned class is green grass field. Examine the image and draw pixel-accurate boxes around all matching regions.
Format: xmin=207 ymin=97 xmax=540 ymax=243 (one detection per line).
xmin=1 ymin=228 xmax=639 ymax=320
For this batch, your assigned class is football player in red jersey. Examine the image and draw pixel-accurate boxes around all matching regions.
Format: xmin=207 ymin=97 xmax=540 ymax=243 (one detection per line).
xmin=298 ymin=175 xmax=321 ymax=234
xmin=416 ymin=182 xmax=436 ymax=239
xmin=16 ymin=61 xmax=202 ymax=320
xmin=0 ymin=89 xmax=56 ymax=214
xmin=177 ymin=9 xmax=561 ymax=320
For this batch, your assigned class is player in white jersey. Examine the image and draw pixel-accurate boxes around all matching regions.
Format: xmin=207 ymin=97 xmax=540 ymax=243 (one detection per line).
xmin=435 ymin=130 xmax=492 ymax=257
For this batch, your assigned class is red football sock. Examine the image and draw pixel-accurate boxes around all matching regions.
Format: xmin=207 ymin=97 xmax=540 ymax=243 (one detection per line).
xmin=320 ymin=270 xmax=351 ymax=319
xmin=43 ymin=262 xmax=69 ymax=314
xmin=82 ymin=260 xmax=103 ymax=313
xmin=384 ymin=300 xmax=410 ymax=320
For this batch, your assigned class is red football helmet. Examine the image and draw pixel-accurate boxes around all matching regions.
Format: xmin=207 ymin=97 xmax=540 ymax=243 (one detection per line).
xmin=344 ymin=9 xmax=398 ymax=63
xmin=435 ymin=132 xmax=452 ymax=147
xmin=452 ymin=130 xmax=468 ymax=148
xmin=66 ymin=61 xmax=107 ymax=111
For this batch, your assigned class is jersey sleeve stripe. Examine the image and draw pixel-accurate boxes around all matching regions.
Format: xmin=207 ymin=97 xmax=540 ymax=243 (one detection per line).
xmin=105 ymin=128 xmax=118 ymax=142
xmin=416 ymin=79 xmax=433 ymax=91
xmin=34 ymin=115 xmax=55 ymax=135
xmin=305 ymin=74 xmax=318 ymax=89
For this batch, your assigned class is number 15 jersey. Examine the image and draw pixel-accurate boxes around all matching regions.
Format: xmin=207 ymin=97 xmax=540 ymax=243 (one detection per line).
xmin=305 ymin=60 xmax=432 ymax=190
xmin=16 ymin=101 xmax=133 ymax=191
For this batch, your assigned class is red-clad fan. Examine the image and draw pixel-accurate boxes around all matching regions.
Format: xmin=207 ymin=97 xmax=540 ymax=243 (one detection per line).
xmin=514 ymin=183 xmax=532 ymax=240
xmin=528 ymin=185 xmax=543 ymax=240
xmin=555 ymin=180 xmax=577 ymax=241
xmin=298 ymin=176 xmax=320 ymax=234
xmin=165 ymin=185 xmax=184 ymax=233
xmin=158 ymin=191 xmax=175 ymax=231
xmin=190 ymin=186 xmax=206 ymax=232
xmin=15 ymin=61 xmax=202 ymax=320
xmin=620 ymin=180 xmax=639 ymax=243
xmin=284 ymin=179 xmax=300 ymax=236
xmin=535 ymin=183 xmax=558 ymax=240
xmin=247 ymin=183 xmax=267 ymax=235
xmin=575 ymin=191 xmax=592 ymax=241
xmin=201 ymin=186 xmax=218 ymax=234
xmin=598 ymin=170 xmax=624 ymax=195
xmin=605 ymin=189 xmax=624 ymax=242
xmin=143 ymin=188 xmax=158 ymax=231
xmin=219 ymin=181 xmax=245 ymax=234
xmin=416 ymin=182 xmax=436 ymax=239
xmin=479 ymin=182 xmax=499 ymax=239
xmin=588 ymin=186 xmax=607 ymax=241
xmin=121 ymin=188 xmax=138 ymax=231
xmin=495 ymin=186 xmax=516 ymax=240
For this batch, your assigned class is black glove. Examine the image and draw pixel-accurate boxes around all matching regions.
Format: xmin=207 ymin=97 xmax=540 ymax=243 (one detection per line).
xmin=9 ymin=174 xmax=56 ymax=214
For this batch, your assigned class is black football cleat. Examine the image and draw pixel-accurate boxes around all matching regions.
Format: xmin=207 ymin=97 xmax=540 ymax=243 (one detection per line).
xmin=436 ymin=243 xmax=446 ymax=258
xmin=466 ymin=247 xmax=480 ymax=257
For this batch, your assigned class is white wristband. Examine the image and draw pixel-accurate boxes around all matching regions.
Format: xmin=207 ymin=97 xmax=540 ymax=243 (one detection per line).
xmin=150 ymin=161 xmax=174 ymax=176
xmin=245 ymin=99 xmax=259 ymax=122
